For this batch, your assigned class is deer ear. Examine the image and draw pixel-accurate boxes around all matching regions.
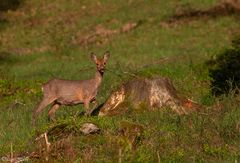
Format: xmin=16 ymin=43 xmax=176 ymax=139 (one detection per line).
xmin=103 ymin=51 xmax=110 ymax=62
xmin=90 ymin=53 xmax=97 ymax=62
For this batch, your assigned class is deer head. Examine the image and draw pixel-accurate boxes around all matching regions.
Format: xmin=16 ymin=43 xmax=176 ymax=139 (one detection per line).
xmin=91 ymin=51 xmax=110 ymax=74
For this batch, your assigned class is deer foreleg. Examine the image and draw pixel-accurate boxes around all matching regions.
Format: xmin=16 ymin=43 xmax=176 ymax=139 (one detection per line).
xmin=84 ymin=100 xmax=92 ymax=116
xmin=90 ymin=99 xmax=98 ymax=114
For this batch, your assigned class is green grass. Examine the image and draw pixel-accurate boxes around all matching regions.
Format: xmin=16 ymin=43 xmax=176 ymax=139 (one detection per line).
xmin=0 ymin=0 xmax=240 ymax=162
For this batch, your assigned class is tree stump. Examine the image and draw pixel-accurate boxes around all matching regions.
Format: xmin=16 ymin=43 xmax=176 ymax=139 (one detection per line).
xmin=99 ymin=77 xmax=200 ymax=116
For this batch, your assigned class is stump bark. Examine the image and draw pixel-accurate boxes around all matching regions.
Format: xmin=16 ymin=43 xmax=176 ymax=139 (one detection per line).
xmin=99 ymin=77 xmax=201 ymax=116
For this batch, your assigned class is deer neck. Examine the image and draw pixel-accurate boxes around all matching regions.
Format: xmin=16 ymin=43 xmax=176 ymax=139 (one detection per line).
xmin=93 ymin=70 xmax=103 ymax=88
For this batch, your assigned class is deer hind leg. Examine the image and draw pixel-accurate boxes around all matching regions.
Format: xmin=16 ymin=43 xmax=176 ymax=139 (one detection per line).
xmin=48 ymin=103 xmax=60 ymax=122
xmin=32 ymin=96 xmax=56 ymax=124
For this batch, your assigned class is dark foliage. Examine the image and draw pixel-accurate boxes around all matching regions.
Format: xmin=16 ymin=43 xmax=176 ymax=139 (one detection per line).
xmin=0 ymin=0 xmax=22 ymax=11
xmin=208 ymin=38 xmax=240 ymax=95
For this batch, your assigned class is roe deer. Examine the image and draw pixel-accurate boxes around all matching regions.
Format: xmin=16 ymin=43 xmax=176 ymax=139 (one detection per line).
xmin=32 ymin=51 xmax=110 ymax=123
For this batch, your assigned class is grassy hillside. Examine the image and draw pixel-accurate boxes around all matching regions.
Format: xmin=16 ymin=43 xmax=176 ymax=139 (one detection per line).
xmin=1 ymin=0 xmax=240 ymax=162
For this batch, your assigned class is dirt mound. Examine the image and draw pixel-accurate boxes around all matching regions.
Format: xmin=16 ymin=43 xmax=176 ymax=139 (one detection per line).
xmin=99 ymin=77 xmax=201 ymax=116
xmin=73 ymin=21 xmax=141 ymax=47
xmin=24 ymin=122 xmax=100 ymax=162
xmin=165 ymin=0 xmax=240 ymax=24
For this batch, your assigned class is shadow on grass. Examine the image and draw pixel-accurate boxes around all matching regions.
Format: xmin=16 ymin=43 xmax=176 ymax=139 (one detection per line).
xmin=71 ymin=103 xmax=104 ymax=118
xmin=91 ymin=103 xmax=104 ymax=116
xmin=0 ymin=51 xmax=20 ymax=78
xmin=0 ymin=51 xmax=18 ymax=64
xmin=0 ymin=19 xmax=8 ymax=31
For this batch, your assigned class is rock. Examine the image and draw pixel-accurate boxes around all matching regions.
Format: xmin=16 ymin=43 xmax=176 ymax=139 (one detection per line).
xmin=40 ymin=122 xmax=100 ymax=140
xmin=99 ymin=77 xmax=200 ymax=116
xmin=80 ymin=123 xmax=100 ymax=135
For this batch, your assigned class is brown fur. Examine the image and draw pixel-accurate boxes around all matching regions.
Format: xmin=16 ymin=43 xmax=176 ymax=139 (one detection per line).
xmin=32 ymin=51 xmax=110 ymax=123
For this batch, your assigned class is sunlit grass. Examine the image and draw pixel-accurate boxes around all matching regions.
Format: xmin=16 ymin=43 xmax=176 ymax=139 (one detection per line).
xmin=0 ymin=0 xmax=240 ymax=161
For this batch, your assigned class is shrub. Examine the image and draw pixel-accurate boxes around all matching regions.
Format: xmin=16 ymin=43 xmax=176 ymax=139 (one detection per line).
xmin=208 ymin=38 xmax=240 ymax=96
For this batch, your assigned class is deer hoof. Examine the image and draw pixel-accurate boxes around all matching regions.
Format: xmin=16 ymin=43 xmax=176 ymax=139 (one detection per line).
xmin=48 ymin=116 xmax=56 ymax=122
